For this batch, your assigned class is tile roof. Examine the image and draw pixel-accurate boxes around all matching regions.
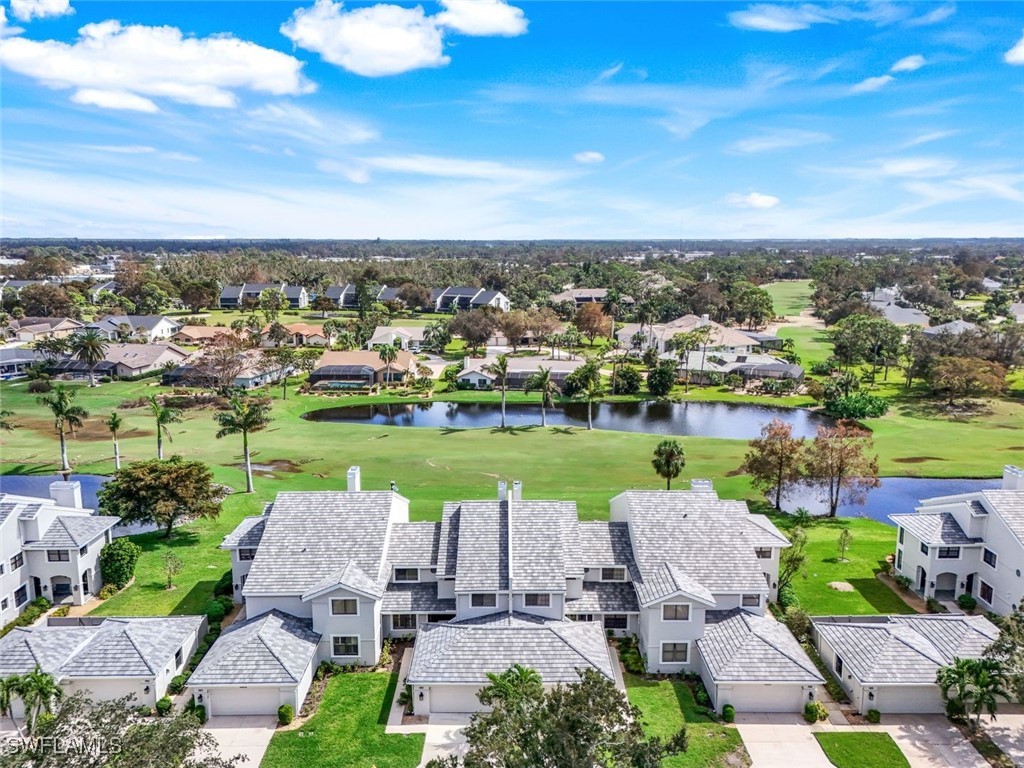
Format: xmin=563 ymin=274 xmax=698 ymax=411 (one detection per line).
xmin=511 ymin=501 xmax=577 ymax=592
xmin=381 ymin=583 xmax=457 ymax=613
xmin=981 ymin=490 xmax=1024 ymax=544
xmin=698 ymin=609 xmax=823 ymax=683
xmin=220 ymin=516 xmax=266 ymax=549
xmin=406 ymin=612 xmax=615 ymax=685
xmin=888 ymin=512 xmax=981 ymax=546
xmin=812 ymin=615 xmax=999 ymax=685
xmin=566 ymin=582 xmax=639 ymax=613
xmin=452 ymin=501 xmax=508 ymax=592
xmin=22 ymin=514 xmax=120 ymax=549
xmin=188 ymin=610 xmax=319 ymax=686
xmin=388 ymin=522 xmax=440 ymax=566
xmin=578 ymin=521 xmax=636 ymax=568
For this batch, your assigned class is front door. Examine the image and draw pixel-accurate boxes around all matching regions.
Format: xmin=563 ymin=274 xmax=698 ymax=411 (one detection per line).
xmin=965 ymin=573 xmax=975 ymax=595
xmin=33 ymin=577 xmax=42 ymax=600
xmin=917 ymin=566 xmax=927 ymax=594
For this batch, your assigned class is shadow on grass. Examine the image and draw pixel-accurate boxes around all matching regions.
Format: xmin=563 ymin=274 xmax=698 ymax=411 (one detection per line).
xmin=376 ymin=671 xmax=399 ymax=726
xmin=550 ymin=427 xmax=577 ymax=435
xmin=170 ymin=579 xmax=218 ymax=615
xmin=439 ymin=427 xmax=469 ymax=436
xmin=1 ymin=463 xmax=58 ymax=476
xmin=846 ymin=577 xmax=914 ymax=613
xmin=488 ymin=425 xmax=538 ymax=435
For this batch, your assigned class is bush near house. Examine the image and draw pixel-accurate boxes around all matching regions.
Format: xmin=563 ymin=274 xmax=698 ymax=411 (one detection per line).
xmin=804 ymin=700 xmax=829 ymax=723
xmin=278 ymin=704 xmax=293 ymax=726
xmin=155 ymin=696 xmax=173 ymax=717
xmin=99 ymin=538 xmax=143 ymax=590
xmin=0 ymin=597 xmax=51 ymax=638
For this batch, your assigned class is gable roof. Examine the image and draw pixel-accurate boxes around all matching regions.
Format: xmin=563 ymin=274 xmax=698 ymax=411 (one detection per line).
xmin=21 ymin=514 xmax=121 ymax=550
xmin=699 ymin=608 xmax=824 ymax=683
xmin=888 ymin=512 xmax=981 ymax=546
xmin=980 ymin=490 xmax=1024 ymax=545
xmin=922 ymin=320 xmax=980 ymax=338
xmin=388 ymin=522 xmax=440 ymax=566
xmin=89 ymin=315 xmax=177 ymax=333
xmin=220 ymin=515 xmax=266 ymax=549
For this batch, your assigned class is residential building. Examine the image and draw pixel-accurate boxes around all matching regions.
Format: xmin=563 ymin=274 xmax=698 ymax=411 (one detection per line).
xmin=283 ymin=285 xmax=309 ymax=310
xmin=431 ymin=286 xmax=510 ymax=313
xmin=322 ymin=284 xmax=399 ymax=311
xmin=219 ymin=283 xmax=286 ymax=310
xmin=3 ymin=317 xmax=84 ymax=343
xmin=981 ymin=278 xmax=1003 ymax=293
xmin=1010 ymin=302 xmax=1024 ymax=324
xmin=890 ymin=465 xmax=1024 ymax=614
xmin=616 ymin=314 xmax=757 ymax=355
xmin=738 ymin=330 xmax=786 ymax=352
xmin=864 ymin=288 xmax=930 ymax=327
xmin=549 ymin=287 xmax=635 ymax=307
xmin=664 ymin=350 xmax=804 ymax=384
xmin=921 ymin=320 xmax=980 ymax=339
xmin=0 ymin=280 xmax=49 ymax=306
xmin=0 ymin=482 xmax=121 ymax=627
xmin=51 ymin=342 xmax=190 ymax=379
xmin=308 ymin=350 xmax=415 ymax=389
xmin=366 ymin=326 xmax=427 ymax=352
xmin=82 ymin=315 xmax=181 ymax=342
xmin=0 ymin=347 xmax=50 ymax=379
xmin=0 ymin=615 xmax=204 ymax=712
xmin=457 ymin=356 xmax=586 ymax=389
xmin=170 ymin=325 xmax=241 ymax=346
xmin=162 ymin=349 xmax=290 ymax=390
xmin=88 ymin=280 xmax=118 ymax=303
xmin=209 ymin=472 xmax=816 ymax=717
xmin=260 ymin=322 xmax=331 ymax=348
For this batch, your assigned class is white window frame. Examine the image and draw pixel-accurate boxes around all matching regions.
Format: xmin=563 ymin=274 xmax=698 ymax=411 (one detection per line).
xmin=391 ymin=614 xmax=417 ymax=630
xmin=741 ymin=594 xmax=761 ymax=607
xmin=10 ymin=553 xmax=24 ymax=571
xmin=920 ymin=542 xmax=929 ymax=556
xmin=330 ymin=598 xmax=359 ymax=616
xmin=979 ymin=580 xmax=994 ymax=605
xmin=754 ymin=547 xmax=772 ymax=559
xmin=13 ymin=584 xmax=28 ymax=607
xmin=238 ymin=548 xmax=256 ymax=561
xmin=0 ymin=597 xmax=7 ymax=611
xmin=983 ymin=548 xmax=998 ymax=568
xmin=898 ymin=527 xmax=904 ymax=544
xmin=937 ymin=547 xmax=961 ymax=560
xmin=660 ymin=641 xmax=689 ymax=664
xmin=524 ymin=593 xmax=550 ymax=607
xmin=47 ymin=550 xmax=70 ymax=562
xmin=394 ymin=568 xmax=419 ymax=583
xmin=600 ymin=567 xmax=626 ymax=582
xmin=896 ymin=549 xmax=903 ymax=570
xmin=331 ymin=635 xmax=360 ymax=658
xmin=661 ymin=603 xmax=691 ymax=622
xmin=471 ymin=593 xmax=497 ymax=608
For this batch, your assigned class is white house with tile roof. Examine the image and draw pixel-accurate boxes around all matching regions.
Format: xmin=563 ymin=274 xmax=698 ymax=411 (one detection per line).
xmin=891 ymin=465 xmax=1024 ymax=614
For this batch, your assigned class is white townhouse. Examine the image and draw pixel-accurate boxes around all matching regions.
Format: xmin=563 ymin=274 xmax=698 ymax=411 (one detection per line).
xmin=0 ymin=482 xmax=121 ymax=627
xmin=616 ymin=314 xmax=757 ymax=355
xmin=891 ymin=465 xmax=1024 ymax=615
xmin=208 ymin=470 xmax=821 ymax=717
xmin=81 ymin=315 xmax=181 ymax=342
xmin=366 ymin=326 xmax=427 ymax=352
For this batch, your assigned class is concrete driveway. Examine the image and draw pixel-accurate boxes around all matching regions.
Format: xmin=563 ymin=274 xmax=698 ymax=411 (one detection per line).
xmin=417 ymin=715 xmax=468 ymax=768
xmin=874 ymin=716 xmax=988 ymax=768
xmin=986 ymin=713 xmax=1024 ymax=766
xmin=204 ymin=715 xmax=278 ymax=765
xmin=735 ymin=713 xmax=833 ymax=768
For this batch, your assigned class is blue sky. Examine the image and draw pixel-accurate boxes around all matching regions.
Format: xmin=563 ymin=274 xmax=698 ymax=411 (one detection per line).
xmin=1 ymin=0 xmax=1022 ymax=239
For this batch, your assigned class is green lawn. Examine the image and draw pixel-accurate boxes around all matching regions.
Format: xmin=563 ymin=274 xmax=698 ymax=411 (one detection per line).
xmin=261 ymin=672 xmax=423 ymax=768
xmin=775 ymin=325 xmax=834 ymax=368
xmin=764 ymin=280 xmax=814 ymax=317
xmin=814 ymin=733 xmax=910 ymax=768
xmin=624 ymin=673 xmax=747 ymax=768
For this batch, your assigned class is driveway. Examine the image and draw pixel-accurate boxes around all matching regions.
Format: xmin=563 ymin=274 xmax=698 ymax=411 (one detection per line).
xmin=986 ymin=713 xmax=1024 ymax=766
xmin=735 ymin=713 xmax=833 ymax=768
xmin=877 ymin=715 xmax=988 ymax=768
xmin=418 ymin=715 xmax=468 ymax=768
xmin=204 ymin=715 xmax=277 ymax=765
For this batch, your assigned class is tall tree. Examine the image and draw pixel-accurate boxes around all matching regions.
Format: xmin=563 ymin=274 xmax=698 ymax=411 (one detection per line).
xmin=524 ymin=366 xmax=560 ymax=427
xmin=214 ymin=395 xmax=272 ymax=493
xmin=988 ymin=602 xmax=1024 ymax=702
xmin=104 ymin=411 xmax=123 ymax=470
xmin=741 ymin=419 xmax=806 ymax=510
xmin=0 ymin=674 xmax=24 ymax=737
xmin=495 ymin=310 xmax=531 ymax=353
xmin=378 ymin=343 xmax=399 ymax=385
xmin=937 ymin=657 xmax=1010 ymax=729
xmin=802 ymin=422 xmax=880 ymax=517
xmin=311 ymin=293 xmax=336 ymax=318
xmin=149 ymin=395 xmax=182 ymax=460
xmin=451 ymin=310 xmax=497 ymax=354
xmin=16 ymin=667 xmax=64 ymax=735
xmin=36 ymin=384 xmax=88 ymax=477
xmin=575 ymin=303 xmax=611 ymax=345
xmin=580 ymin=377 xmax=603 ymax=430
xmin=69 ymin=329 xmax=109 ymax=387
xmin=777 ymin=526 xmax=807 ymax=598
xmin=928 ymin=356 xmax=1006 ymax=406
xmin=264 ymin=346 xmax=297 ymax=399
xmin=485 ymin=354 xmax=511 ymax=429
xmin=651 ymin=438 xmax=686 ymax=490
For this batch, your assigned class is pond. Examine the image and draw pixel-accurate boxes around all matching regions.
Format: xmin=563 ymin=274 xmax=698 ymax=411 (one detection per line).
xmin=302 ymin=400 xmax=835 ymax=440
xmin=779 ymin=477 xmax=1003 ymax=526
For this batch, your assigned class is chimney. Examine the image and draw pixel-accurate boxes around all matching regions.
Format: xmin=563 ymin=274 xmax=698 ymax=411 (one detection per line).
xmin=498 ymin=481 xmax=508 ymax=500
xmin=49 ymin=481 xmax=83 ymax=509
xmin=690 ymin=479 xmax=714 ymax=493
xmin=346 ymin=466 xmax=361 ymax=492
xmin=512 ymin=480 xmax=522 ymax=501
xmin=1003 ymin=466 xmax=1024 ymax=491
xmin=700 ymin=313 xmax=710 ymax=324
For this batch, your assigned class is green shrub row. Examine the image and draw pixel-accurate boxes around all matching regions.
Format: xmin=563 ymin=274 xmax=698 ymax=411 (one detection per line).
xmin=0 ymin=597 xmax=52 ymax=638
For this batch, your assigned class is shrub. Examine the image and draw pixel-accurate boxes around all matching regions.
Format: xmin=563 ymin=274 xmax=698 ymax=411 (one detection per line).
xmin=0 ymin=597 xmax=51 ymax=638
xmin=783 ymin=607 xmax=812 ymax=641
xmin=894 ymin=574 xmax=912 ymax=591
xmin=216 ymin=594 xmax=234 ymax=612
xmin=692 ymin=680 xmax=711 ymax=708
xmin=646 ymin=361 xmax=677 ymax=397
xmin=155 ymin=697 xmax=173 ymax=717
xmin=722 ymin=704 xmax=735 ymax=723
xmin=168 ymin=674 xmax=187 ymax=696
xmin=207 ymin=622 xmax=222 ymax=638
xmin=278 ymin=704 xmax=294 ymax=726
xmin=957 ymin=594 xmax=977 ymax=613
xmin=723 ymin=373 xmax=744 ymax=390
xmin=945 ymin=697 xmax=966 ymax=719
xmin=316 ymin=660 xmax=343 ymax=680
xmin=194 ymin=705 xmax=207 ymax=724
xmin=378 ymin=639 xmax=393 ymax=669
xmin=397 ymin=685 xmax=414 ymax=714
xmin=804 ymin=701 xmax=829 ymax=723
xmin=213 ymin=570 xmax=233 ymax=597
xmin=809 ymin=360 xmax=837 ymax=376
xmin=98 ymin=584 xmax=119 ymax=600
xmin=617 ymin=635 xmax=646 ymax=675
xmin=27 ymin=379 xmax=52 ymax=393
xmin=778 ymin=584 xmax=800 ymax=610
xmin=98 ymin=376 xmax=113 ymax=384
xmin=202 ymin=600 xmax=226 ymax=623
xmin=866 ymin=709 xmax=881 ymax=724
xmin=880 ymin=559 xmax=893 ymax=575
xmin=99 ymin=538 xmax=142 ymax=590
xmin=611 ymin=365 xmax=642 ymax=395
xmin=926 ymin=597 xmax=948 ymax=614
xmin=824 ymin=392 xmax=890 ymax=419
xmin=51 ymin=606 xmax=70 ymax=618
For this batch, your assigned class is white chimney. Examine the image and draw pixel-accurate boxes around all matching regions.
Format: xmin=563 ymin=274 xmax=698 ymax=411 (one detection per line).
xmin=690 ymin=479 xmax=714 ymax=493
xmin=498 ymin=481 xmax=508 ymax=500
xmin=50 ymin=481 xmax=83 ymax=509
xmin=346 ymin=466 xmax=361 ymax=492
xmin=1003 ymin=465 xmax=1024 ymax=491
xmin=512 ymin=480 xmax=522 ymax=501
xmin=700 ymin=314 xmax=710 ymax=324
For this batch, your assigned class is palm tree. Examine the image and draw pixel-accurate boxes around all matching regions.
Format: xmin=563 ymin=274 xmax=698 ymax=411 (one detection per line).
xmin=481 ymin=664 xmax=543 ymax=708
xmin=524 ymin=366 xmax=560 ymax=427
xmin=0 ymin=409 xmax=14 ymax=431
xmin=36 ymin=385 xmax=88 ymax=478
xmin=969 ymin=658 xmax=1010 ymax=729
xmin=214 ymin=395 xmax=272 ymax=493
xmin=149 ymin=395 xmax=182 ymax=460
xmin=484 ymin=354 xmax=510 ymax=428
xmin=69 ymin=329 xmax=108 ymax=387
xmin=17 ymin=667 xmax=62 ymax=735
xmin=652 ymin=438 xmax=686 ymax=490
xmin=582 ymin=378 xmax=603 ymax=430
xmin=104 ymin=412 xmax=123 ymax=470
xmin=378 ymin=343 xmax=398 ymax=386
xmin=0 ymin=674 xmax=24 ymax=737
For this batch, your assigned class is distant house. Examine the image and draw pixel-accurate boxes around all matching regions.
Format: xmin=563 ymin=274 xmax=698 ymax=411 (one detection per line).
xmin=0 ymin=279 xmax=49 ymax=306
xmin=366 ymin=326 xmax=427 ymax=352
xmin=666 ymin=351 xmax=804 ymax=384
xmin=51 ymin=343 xmax=190 ymax=379
xmin=170 ymin=325 xmax=240 ymax=346
xmin=89 ymin=280 xmax=118 ymax=303
xmin=432 ymin=286 xmax=510 ymax=313
xmin=219 ymin=283 xmax=286 ymax=310
xmin=309 ymin=350 xmax=416 ymax=389
xmin=981 ymin=277 xmax=1002 ymax=293
xmin=616 ymin=315 xmax=757 ymax=355
xmin=0 ymin=347 xmax=50 ymax=379
xmin=458 ymin=356 xmax=586 ymax=390
xmin=260 ymin=322 xmax=330 ymax=348
xmin=163 ymin=350 xmax=290 ymax=390
xmin=283 ymin=285 xmax=309 ymax=310
xmin=1008 ymin=302 xmax=1024 ymax=324
xmin=549 ymin=287 xmax=635 ymax=307
xmin=3 ymin=317 xmax=84 ymax=343
xmin=322 ymin=284 xmax=394 ymax=311
xmin=82 ymin=315 xmax=181 ymax=342
xmin=864 ymin=288 xmax=930 ymax=328
xmin=738 ymin=330 xmax=786 ymax=352
xmin=921 ymin=320 xmax=980 ymax=339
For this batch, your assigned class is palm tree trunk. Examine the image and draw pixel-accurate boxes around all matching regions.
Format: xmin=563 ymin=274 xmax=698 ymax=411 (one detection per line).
xmin=666 ymin=476 xmax=671 ymax=490
xmin=113 ymin=437 xmax=121 ymax=470
xmin=587 ymin=400 xmax=593 ymax=430
xmin=243 ymin=430 xmax=253 ymax=493
xmin=59 ymin=428 xmax=69 ymax=475
xmin=541 ymin=403 xmax=547 ymax=427
xmin=282 ymin=375 xmax=288 ymax=400
xmin=89 ymin=365 xmax=97 ymax=387
xmin=157 ymin=430 xmax=163 ymax=460
xmin=500 ymin=389 xmax=506 ymax=429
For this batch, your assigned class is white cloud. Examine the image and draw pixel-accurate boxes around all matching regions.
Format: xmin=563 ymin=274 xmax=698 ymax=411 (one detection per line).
xmin=360 ymin=154 xmax=565 ymax=184
xmin=899 ymin=130 xmax=959 ymax=148
xmin=904 ymin=5 xmax=955 ymax=27
xmin=597 ymin=62 xmax=623 ymax=81
xmin=573 ymin=151 xmax=605 ymax=164
xmin=0 ymin=20 xmax=313 ymax=112
xmin=80 ymin=144 xmax=157 ymax=154
xmin=316 ymin=159 xmax=371 ymax=184
xmin=1006 ymin=30 xmax=1024 ymax=65
xmin=281 ymin=0 xmax=447 ymax=77
xmin=246 ymin=102 xmax=378 ymax=145
xmin=727 ymin=3 xmax=907 ymax=32
xmin=727 ymin=192 xmax=780 ymax=209
xmin=850 ymin=74 xmax=894 ymax=93
xmin=0 ymin=6 xmax=25 ymax=37
xmin=435 ymin=0 xmax=527 ymax=37
xmin=728 ymin=128 xmax=831 ymax=154
xmin=891 ymin=54 xmax=925 ymax=73
xmin=10 ymin=0 xmax=73 ymax=22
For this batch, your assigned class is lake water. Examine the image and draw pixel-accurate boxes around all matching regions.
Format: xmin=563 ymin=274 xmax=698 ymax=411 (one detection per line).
xmin=302 ymin=400 xmax=835 ymax=440
xmin=779 ymin=477 xmax=1003 ymax=526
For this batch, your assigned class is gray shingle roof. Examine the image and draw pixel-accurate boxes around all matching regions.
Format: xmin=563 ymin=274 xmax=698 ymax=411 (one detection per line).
xmin=381 ymin=583 xmax=457 ymax=613
xmin=406 ymin=611 xmax=615 ymax=685
xmin=22 ymin=514 xmax=121 ymax=550
xmin=388 ymin=522 xmax=440 ymax=566
xmin=242 ymin=491 xmax=398 ymax=597
xmin=578 ymin=521 xmax=636 ymax=568
xmin=188 ymin=610 xmax=319 ymax=686
xmin=888 ymin=512 xmax=980 ymax=546
xmin=698 ymin=609 xmax=823 ymax=683
xmin=452 ymin=501 xmax=508 ymax=592
xmin=981 ymin=490 xmax=1024 ymax=544
xmin=812 ymin=614 xmax=999 ymax=685
xmin=566 ymin=582 xmax=639 ymax=613
xmin=511 ymin=501 xmax=576 ymax=592
xmin=220 ymin=516 xmax=266 ymax=549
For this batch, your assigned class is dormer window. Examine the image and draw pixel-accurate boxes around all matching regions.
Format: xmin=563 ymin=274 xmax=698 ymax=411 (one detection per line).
xmin=525 ymin=593 xmax=550 ymax=607
xmin=754 ymin=547 xmax=772 ymax=559
xmin=394 ymin=568 xmax=419 ymax=582
xmin=47 ymin=550 xmax=69 ymax=562
xmin=471 ymin=593 xmax=497 ymax=607
xmin=601 ymin=567 xmax=626 ymax=582
xmin=662 ymin=604 xmax=691 ymax=621
xmin=238 ymin=549 xmax=256 ymax=561
xmin=330 ymin=598 xmax=358 ymax=615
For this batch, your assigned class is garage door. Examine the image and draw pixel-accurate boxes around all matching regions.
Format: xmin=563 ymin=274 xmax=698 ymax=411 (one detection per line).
xmin=64 ymin=679 xmax=145 ymax=704
xmin=719 ymin=683 xmax=807 ymax=713
xmin=875 ymin=685 xmax=944 ymax=714
xmin=430 ymin=686 xmax=486 ymax=714
xmin=210 ymin=686 xmax=286 ymax=716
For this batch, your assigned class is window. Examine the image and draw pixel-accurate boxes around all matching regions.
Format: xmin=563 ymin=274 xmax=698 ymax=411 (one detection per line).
xmin=742 ymin=594 xmax=761 ymax=607
xmin=525 ymin=593 xmax=550 ymax=607
xmin=898 ymin=527 xmax=904 ymax=544
xmin=392 ymin=614 xmax=417 ymax=630
xmin=47 ymin=550 xmax=69 ymax=562
xmin=604 ymin=614 xmax=628 ymax=630
xmin=330 ymin=598 xmax=358 ymax=616
xmin=14 ymin=585 xmax=28 ymax=607
xmin=662 ymin=604 xmax=690 ymax=621
xmin=427 ymin=613 xmax=455 ymax=623
xmin=471 ymin=593 xmax=497 ymax=607
xmin=567 ymin=614 xmax=594 ymax=622
xmin=79 ymin=545 xmax=88 ymax=557
xmin=394 ymin=568 xmax=419 ymax=582
xmin=601 ymin=567 xmax=626 ymax=582
xmin=937 ymin=547 xmax=960 ymax=559
xmin=896 ymin=550 xmax=903 ymax=570
xmin=238 ymin=549 xmax=256 ymax=561
xmin=661 ymin=643 xmax=689 ymax=664
xmin=10 ymin=553 xmax=23 ymax=571
xmin=980 ymin=581 xmax=994 ymax=604
xmin=175 ymin=648 xmax=183 ymax=667
xmin=920 ymin=542 xmax=929 ymax=556
xmin=754 ymin=547 xmax=772 ymax=559
xmin=331 ymin=636 xmax=360 ymax=657
xmin=0 ymin=564 xmax=4 ymax=575
xmin=983 ymin=548 xmax=998 ymax=568
xmin=0 ymin=598 xmax=7 ymax=611
xmin=835 ymin=655 xmax=844 ymax=677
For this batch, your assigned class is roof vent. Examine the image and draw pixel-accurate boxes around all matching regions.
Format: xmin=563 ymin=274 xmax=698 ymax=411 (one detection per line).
xmin=1003 ymin=465 xmax=1024 ymax=492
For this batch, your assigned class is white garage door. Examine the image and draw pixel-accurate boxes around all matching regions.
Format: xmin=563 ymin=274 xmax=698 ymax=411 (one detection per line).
xmin=875 ymin=685 xmax=944 ymax=714
xmin=210 ymin=686 xmax=286 ymax=716
xmin=719 ymin=683 xmax=807 ymax=713
xmin=64 ymin=679 xmax=145 ymax=704
xmin=430 ymin=686 xmax=486 ymax=714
